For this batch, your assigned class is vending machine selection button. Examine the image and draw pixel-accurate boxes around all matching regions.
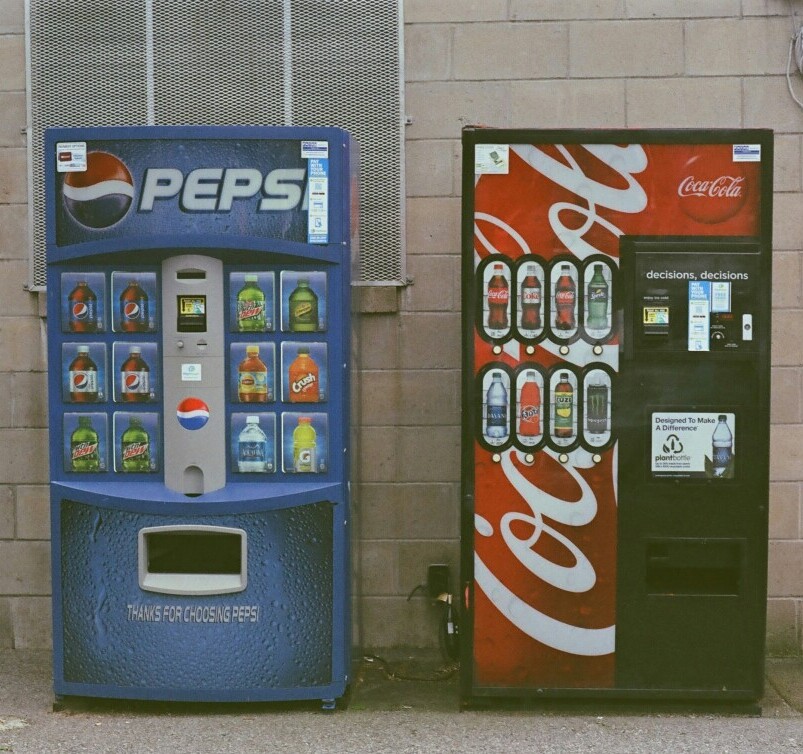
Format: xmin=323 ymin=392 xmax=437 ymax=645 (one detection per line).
xmin=742 ymin=313 xmax=753 ymax=341
xmin=559 ymin=345 xmax=570 ymax=356
xmin=491 ymin=453 xmax=501 ymax=463
xmin=492 ymin=345 xmax=502 ymax=355
xmin=558 ymin=453 xmax=569 ymax=464
xmin=593 ymin=345 xmax=603 ymax=356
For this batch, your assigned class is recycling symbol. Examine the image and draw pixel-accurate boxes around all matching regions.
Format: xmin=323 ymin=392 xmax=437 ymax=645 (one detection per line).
xmin=663 ymin=434 xmax=684 ymax=454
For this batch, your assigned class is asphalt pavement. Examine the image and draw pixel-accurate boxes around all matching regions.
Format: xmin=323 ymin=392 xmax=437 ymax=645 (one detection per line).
xmin=1 ymin=650 xmax=802 ymax=753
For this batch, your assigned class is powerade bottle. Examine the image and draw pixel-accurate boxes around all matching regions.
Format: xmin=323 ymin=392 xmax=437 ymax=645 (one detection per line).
xmin=238 ymin=416 xmax=269 ymax=472
xmin=485 ymin=372 xmax=508 ymax=440
xmin=292 ymin=417 xmax=317 ymax=473
xmin=70 ymin=416 xmax=100 ymax=472
xmin=712 ymin=415 xmax=733 ymax=477
xmin=236 ymin=274 xmax=267 ymax=332
xmin=120 ymin=417 xmax=151 ymax=472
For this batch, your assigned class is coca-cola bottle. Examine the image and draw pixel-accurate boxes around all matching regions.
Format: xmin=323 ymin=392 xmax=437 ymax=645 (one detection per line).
xmin=486 ymin=263 xmax=509 ymax=330
xmin=554 ymin=264 xmax=576 ymax=331
xmin=519 ymin=264 xmax=542 ymax=331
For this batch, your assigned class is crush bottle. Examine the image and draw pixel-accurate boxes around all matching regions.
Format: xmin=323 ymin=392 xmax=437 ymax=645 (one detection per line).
xmin=288 ymin=347 xmax=320 ymax=403
xmin=586 ymin=264 xmax=609 ymax=331
xmin=553 ymin=372 xmax=574 ymax=438
xmin=67 ymin=280 xmax=98 ymax=333
xmin=70 ymin=416 xmax=100 ymax=472
xmin=554 ymin=264 xmax=576 ymax=330
xmin=237 ymin=274 xmax=267 ymax=332
xmin=486 ymin=263 xmax=509 ymax=330
xmin=120 ymin=416 xmax=151 ymax=472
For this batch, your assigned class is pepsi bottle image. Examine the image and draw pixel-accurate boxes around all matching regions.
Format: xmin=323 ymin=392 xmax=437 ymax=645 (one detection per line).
xmin=120 ymin=280 xmax=149 ymax=332
xmin=68 ymin=345 xmax=99 ymax=403
xmin=67 ymin=281 xmax=98 ymax=333
xmin=120 ymin=346 xmax=150 ymax=402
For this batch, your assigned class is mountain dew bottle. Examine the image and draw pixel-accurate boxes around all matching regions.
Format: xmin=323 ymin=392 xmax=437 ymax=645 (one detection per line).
xmin=237 ymin=274 xmax=266 ymax=331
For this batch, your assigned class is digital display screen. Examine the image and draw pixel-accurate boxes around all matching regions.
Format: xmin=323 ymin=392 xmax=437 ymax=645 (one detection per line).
xmin=177 ymin=295 xmax=207 ymax=332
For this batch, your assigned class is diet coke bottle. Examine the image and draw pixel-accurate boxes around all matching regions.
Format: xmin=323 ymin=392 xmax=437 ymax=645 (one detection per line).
xmin=519 ymin=264 xmax=542 ymax=331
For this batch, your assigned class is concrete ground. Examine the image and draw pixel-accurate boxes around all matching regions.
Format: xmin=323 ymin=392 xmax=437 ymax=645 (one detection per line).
xmin=0 ymin=650 xmax=801 ymax=753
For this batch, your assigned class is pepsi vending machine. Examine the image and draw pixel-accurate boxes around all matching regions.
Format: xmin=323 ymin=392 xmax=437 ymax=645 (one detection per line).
xmin=461 ymin=129 xmax=772 ymax=703
xmin=46 ymin=126 xmax=357 ymax=706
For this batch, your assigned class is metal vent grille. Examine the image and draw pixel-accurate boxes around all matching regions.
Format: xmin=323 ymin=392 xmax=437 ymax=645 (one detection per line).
xmin=26 ymin=0 xmax=405 ymax=287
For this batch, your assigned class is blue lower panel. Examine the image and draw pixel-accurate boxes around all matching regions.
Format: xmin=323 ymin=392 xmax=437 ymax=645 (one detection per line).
xmin=59 ymin=499 xmax=334 ymax=694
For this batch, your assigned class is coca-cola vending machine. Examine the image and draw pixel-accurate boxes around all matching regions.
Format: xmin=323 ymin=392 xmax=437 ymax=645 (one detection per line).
xmin=461 ymin=129 xmax=772 ymax=702
xmin=46 ymin=126 xmax=357 ymax=707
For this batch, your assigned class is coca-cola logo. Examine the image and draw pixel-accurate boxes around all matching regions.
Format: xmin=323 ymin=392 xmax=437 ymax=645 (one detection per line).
xmin=487 ymin=288 xmax=509 ymax=303
xmin=677 ymin=153 xmax=748 ymax=224
xmin=555 ymin=290 xmax=575 ymax=304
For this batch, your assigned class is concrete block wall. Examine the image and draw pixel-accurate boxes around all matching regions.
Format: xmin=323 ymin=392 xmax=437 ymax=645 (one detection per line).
xmin=0 ymin=0 xmax=801 ymax=656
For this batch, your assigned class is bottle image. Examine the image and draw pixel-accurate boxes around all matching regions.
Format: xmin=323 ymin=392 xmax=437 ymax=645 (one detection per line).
xmin=236 ymin=274 xmax=266 ymax=332
xmin=238 ymin=345 xmax=268 ymax=402
xmin=69 ymin=345 xmax=99 ymax=402
xmin=486 ymin=263 xmax=509 ymax=330
xmin=119 ymin=280 xmax=149 ymax=332
xmin=120 ymin=416 xmax=151 ymax=472
xmin=485 ymin=371 xmax=508 ymax=440
xmin=519 ymin=264 xmax=542 ymax=331
xmin=293 ymin=416 xmax=317 ymax=473
xmin=518 ymin=370 xmax=541 ymax=438
xmin=553 ymin=372 xmax=574 ymax=439
xmin=586 ymin=264 xmax=609 ymax=331
xmin=70 ymin=416 xmax=100 ymax=472
xmin=288 ymin=278 xmax=319 ymax=332
xmin=120 ymin=346 xmax=150 ymax=402
xmin=554 ymin=264 xmax=576 ymax=331
xmin=712 ymin=414 xmax=733 ymax=477
xmin=288 ymin=347 xmax=320 ymax=403
xmin=67 ymin=280 xmax=98 ymax=333
xmin=237 ymin=415 xmax=268 ymax=473
xmin=586 ymin=381 xmax=609 ymax=435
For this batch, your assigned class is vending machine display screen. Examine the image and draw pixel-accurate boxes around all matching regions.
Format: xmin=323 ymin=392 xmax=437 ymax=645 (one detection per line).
xmin=177 ymin=295 xmax=207 ymax=332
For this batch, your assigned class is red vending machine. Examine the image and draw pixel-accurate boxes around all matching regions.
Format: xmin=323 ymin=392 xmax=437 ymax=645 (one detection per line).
xmin=461 ymin=129 xmax=772 ymax=702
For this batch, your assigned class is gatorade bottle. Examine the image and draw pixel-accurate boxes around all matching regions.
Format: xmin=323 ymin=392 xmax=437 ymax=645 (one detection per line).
xmin=292 ymin=417 xmax=317 ymax=473
xmin=238 ymin=345 xmax=268 ymax=402
xmin=288 ymin=347 xmax=320 ymax=403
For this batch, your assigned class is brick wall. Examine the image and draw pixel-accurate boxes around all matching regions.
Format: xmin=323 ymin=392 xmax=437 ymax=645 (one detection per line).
xmin=0 ymin=0 xmax=801 ymax=655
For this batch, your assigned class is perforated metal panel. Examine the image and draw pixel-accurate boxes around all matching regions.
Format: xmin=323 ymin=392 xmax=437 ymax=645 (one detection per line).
xmin=26 ymin=0 xmax=405 ymax=287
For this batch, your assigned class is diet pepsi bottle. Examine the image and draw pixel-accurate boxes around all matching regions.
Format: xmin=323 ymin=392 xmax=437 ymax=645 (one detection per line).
xmin=485 ymin=372 xmax=508 ymax=441
xmin=712 ymin=415 xmax=733 ymax=477
xmin=120 ymin=346 xmax=150 ymax=402
xmin=69 ymin=345 xmax=99 ymax=402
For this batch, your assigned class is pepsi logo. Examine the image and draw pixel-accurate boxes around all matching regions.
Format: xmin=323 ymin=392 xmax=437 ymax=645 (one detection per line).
xmin=72 ymin=303 xmax=89 ymax=320
xmin=123 ymin=302 xmax=141 ymax=320
xmin=73 ymin=374 xmax=89 ymax=390
xmin=124 ymin=374 xmax=142 ymax=391
xmin=63 ymin=151 xmax=134 ymax=229
xmin=176 ymin=397 xmax=210 ymax=430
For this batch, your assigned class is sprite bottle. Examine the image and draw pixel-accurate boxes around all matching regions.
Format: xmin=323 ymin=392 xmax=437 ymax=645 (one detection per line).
xmin=236 ymin=274 xmax=266 ymax=332
xmin=121 ymin=416 xmax=151 ymax=472
xmin=288 ymin=278 xmax=319 ymax=332
xmin=70 ymin=416 xmax=100 ymax=472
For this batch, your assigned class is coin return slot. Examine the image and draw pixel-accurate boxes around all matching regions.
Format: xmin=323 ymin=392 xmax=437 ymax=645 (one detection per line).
xmin=139 ymin=526 xmax=247 ymax=595
xmin=645 ymin=539 xmax=741 ymax=596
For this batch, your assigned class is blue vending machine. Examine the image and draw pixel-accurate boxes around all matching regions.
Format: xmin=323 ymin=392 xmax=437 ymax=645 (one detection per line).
xmin=45 ymin=126 xmax=357 ymax=707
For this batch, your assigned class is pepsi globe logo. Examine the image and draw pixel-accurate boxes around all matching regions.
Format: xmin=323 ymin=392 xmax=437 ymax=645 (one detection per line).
xmin=125 ymin=374 xmax=142 ymax=391
xmin=63 ymin=152 xmax=134 ymax=229
xmin=73 ymin=374 xmax=89 ymax=390
xmin=123 ymin=302 xmax=141 ymax=321
xmin=72 ymin=302 xmax=89 ymax=320
xmin=176 ymin=397 xmax=210 ymax=430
